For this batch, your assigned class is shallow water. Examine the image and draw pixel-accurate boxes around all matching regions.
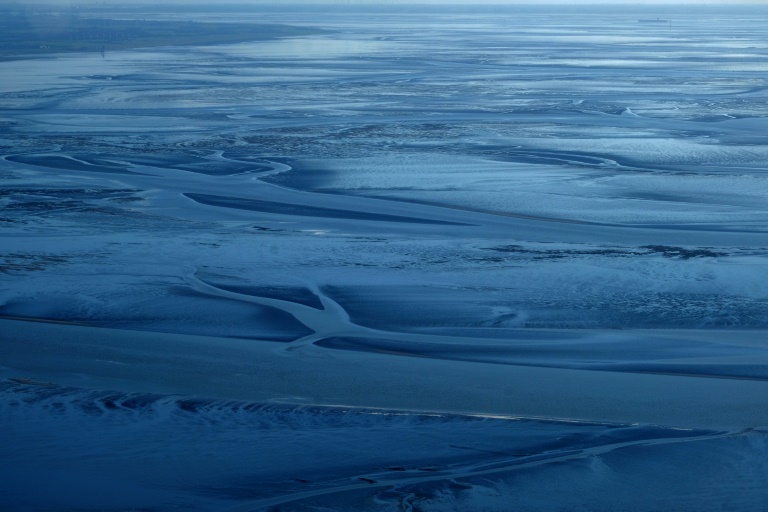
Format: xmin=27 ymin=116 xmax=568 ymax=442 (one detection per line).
xmin=2 ymin=4 xmax=768 ymax=511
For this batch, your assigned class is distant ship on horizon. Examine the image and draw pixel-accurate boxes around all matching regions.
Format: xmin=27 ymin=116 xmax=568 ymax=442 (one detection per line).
xmin=638 ymin=18 xmax=670 ymax=23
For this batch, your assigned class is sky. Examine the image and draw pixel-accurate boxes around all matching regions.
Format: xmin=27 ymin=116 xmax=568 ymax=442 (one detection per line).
xmin=3 ymin=0 xmax=767 ymax=6
xmin=4 ymin=0 xmax=765 ymax=4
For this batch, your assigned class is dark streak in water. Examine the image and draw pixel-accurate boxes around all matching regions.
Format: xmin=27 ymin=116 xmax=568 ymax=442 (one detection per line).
xmin=7 ymin=154 xmax=150 ymax=175
xmin=183 ymin=192 xmax=471 ymax=225
xmin=204 ymin=283 xmax=325 ymax=310
xmin=315 ymin=337 xmax=768 ymax=381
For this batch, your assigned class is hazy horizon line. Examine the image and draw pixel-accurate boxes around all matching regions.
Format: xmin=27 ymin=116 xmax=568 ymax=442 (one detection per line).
xmin=3 ymin=0 xmax=767 ymax=4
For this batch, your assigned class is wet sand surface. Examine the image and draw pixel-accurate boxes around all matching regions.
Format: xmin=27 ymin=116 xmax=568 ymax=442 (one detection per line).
xmin=2 ymin=4 xmax=768 ymax=511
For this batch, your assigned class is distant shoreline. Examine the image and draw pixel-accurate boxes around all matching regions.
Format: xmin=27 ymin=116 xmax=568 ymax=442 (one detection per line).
xmin=0 ymin=16 xmax=326 ymax=61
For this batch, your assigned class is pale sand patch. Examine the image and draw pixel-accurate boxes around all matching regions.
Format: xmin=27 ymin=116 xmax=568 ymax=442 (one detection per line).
xmin=2 ymin=318 xmax=767 ymax=430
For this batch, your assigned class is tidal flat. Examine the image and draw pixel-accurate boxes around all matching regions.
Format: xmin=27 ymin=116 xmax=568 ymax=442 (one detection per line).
xmin=2 ymin=4 xmax=768 ymax=511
